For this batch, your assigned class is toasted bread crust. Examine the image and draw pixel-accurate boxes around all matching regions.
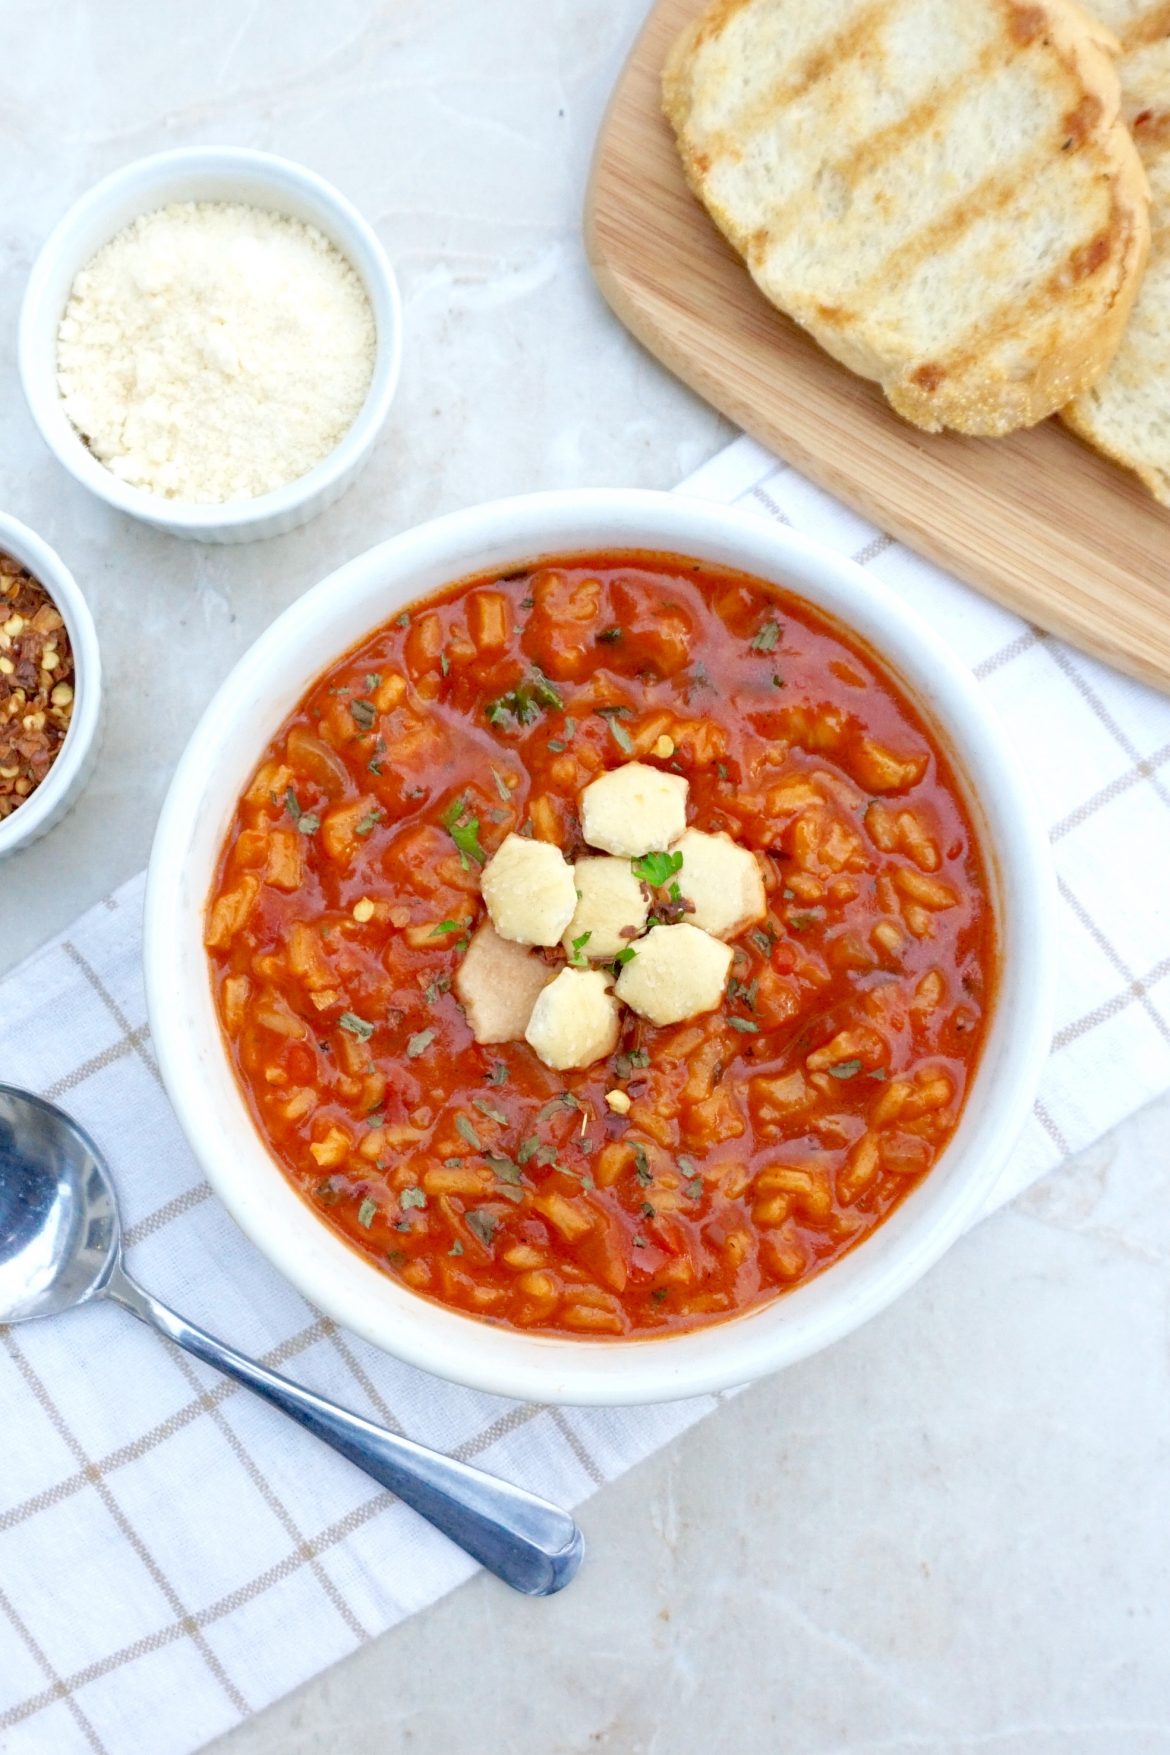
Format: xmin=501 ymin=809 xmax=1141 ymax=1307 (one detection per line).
xmin=1061 ymin=16 xmax=1170 ymax=506
xmin=663 ymin=0 xmax=1151 ymax=436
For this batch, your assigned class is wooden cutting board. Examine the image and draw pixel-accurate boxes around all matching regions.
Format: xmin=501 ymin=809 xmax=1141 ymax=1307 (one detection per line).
xmin=585 ymin=0 xmax=1170 ymax=694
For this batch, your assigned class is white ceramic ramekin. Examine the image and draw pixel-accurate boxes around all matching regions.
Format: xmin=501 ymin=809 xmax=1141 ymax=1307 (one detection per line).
xmin=0 ymin=514 xmax=102 ymax=860
xmin=18 ymin=148 xmax=402 ymax=545
xmin=144 ymin=490 xmax=1057 ymax=1404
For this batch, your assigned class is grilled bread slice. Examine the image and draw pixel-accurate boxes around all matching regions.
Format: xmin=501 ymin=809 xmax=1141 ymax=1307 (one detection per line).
xmin=662 ymin=0 xmax=1150 ymax=436
xmin=1062 ymin=9 xmax=1170 ymax=504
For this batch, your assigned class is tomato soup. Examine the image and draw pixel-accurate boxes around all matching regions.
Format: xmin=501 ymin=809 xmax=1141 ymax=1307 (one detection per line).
xmin=205 ymin=554 xmax=995 ymax=1337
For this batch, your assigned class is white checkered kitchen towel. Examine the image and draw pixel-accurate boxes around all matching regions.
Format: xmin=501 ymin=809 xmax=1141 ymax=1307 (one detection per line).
xmin=3 ymin=436 xmax=1170 ymax=1755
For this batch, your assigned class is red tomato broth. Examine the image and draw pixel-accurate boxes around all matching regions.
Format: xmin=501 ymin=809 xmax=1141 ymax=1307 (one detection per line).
xmin=205 ymin=553 xmax=996 ymax=1338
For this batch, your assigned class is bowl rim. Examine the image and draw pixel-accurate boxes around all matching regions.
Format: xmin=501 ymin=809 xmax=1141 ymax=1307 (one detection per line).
xmin=144 ymin=488 xmax=1058 ymax=1404
xmin=17 ymin=145 xmax=402 ymax=536
xmin=0 ymin=513 xmax=102 ymax=857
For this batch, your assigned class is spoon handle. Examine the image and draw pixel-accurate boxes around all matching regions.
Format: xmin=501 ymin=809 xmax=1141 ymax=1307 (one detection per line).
xmin=105 ymin=1263 xmax=582 ymax=1596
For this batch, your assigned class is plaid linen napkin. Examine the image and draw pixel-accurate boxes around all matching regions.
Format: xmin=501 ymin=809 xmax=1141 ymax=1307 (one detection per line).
xmin=3 ymin=436 xmax=1170 ymax=1755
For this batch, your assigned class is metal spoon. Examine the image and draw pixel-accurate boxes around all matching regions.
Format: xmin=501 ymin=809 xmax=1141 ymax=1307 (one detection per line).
xmin=0 ymin=1085 xmax=583 ymax=1596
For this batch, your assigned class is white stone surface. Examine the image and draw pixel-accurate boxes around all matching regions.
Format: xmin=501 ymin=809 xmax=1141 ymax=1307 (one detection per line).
xmin=2 ymin=5 xmax=1167 ymax=1753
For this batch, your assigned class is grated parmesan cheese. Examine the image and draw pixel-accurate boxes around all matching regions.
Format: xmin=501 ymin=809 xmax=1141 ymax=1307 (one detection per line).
xmin=56 ymin=201 xmax=377 ymax=504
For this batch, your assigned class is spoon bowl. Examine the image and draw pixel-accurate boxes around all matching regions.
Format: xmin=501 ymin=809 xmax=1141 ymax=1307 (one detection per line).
xmin=0 ymin=1083 xmax=582 ymax=1596
xmin=0 ymin=1088 xmax=117 ymax=1321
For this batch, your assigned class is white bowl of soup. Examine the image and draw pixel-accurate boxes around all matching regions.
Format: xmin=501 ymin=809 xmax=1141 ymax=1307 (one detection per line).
xmin=144 ymin=491 xmax=1056 ymax=1405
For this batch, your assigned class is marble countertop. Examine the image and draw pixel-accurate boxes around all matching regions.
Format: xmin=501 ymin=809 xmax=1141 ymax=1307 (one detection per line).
xmin=3 ymin=3 xmax=1167 ymax=1751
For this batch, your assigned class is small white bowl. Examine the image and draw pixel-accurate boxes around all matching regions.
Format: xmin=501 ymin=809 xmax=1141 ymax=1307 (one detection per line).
xmin=18 ymin=148 xmax=402 ymax=545
xmin=145 ymin=490 xmax=1057 ymax=1405
xmin=0 ymin=514 xmax=102 ymax=859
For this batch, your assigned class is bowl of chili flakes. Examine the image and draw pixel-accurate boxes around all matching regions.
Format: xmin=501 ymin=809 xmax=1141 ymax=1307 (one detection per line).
xmin=0 ymin=514 xmax=102 ymax=859
xmin=144 ymin=490 xmax=1057 ymax=1405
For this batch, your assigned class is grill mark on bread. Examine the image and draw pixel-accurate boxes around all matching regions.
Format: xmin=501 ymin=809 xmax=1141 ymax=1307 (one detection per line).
xmin=816 ymin=36 xmax=1011 ymax=197
xmin=1006 ymin=3 xmax=1049 ymax=46
xmin=718 ymin=0 xmax=895 ymax=142
xmin=691 ymin=0 xmax=757 ymax=51
xmin=911 ymin=361 xmax=946 ymax=392
xmin=1131 ymin=104 xmax=1170 ymax=151
xmin=1068 ymin=228 xmax=1113 ymax=280
xmin=1061 ymin=92 xmax=1105 ymax=149
xmin=1119 ymin=2 xmax=1170 ymax=50
xmin=843 ymin=153 xmax=1051 ymax=306
xmin=905 ymin=212 xmax=1131 ymax=404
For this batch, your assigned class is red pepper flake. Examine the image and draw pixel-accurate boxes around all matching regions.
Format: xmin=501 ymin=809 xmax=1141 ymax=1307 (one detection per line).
xmin=0 ymin=555 xmax=75 ymax=821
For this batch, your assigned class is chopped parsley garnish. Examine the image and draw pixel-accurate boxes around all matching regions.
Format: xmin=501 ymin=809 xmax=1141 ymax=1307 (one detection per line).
xmin=750 ymin=927 xmax=774 ymax=956
xmin=339 ymin=1012 xmax=374 ymax=1041
xmin=406 ymin=1028 xmax=436 ymax=1058
xmin=441 ymin=796 xmax=486 ymax=868
xmin=596 ymin=706 xmax=634 ymax=754
xmin=448 ymin=1240 xmax=464 ymax=1256
xmin=728 ymin=976 xmax=758 ymax=1012
xmin=439 ymin=651 xmax=450 ymax=677
xmin=728 ymin=1016 xmax=760 ymax=1033
xmin=365 ymin=674 xmax=382 ymax=690
xmin=473 ymin=1097 xmax=509 ymax=1125
xmin=632 ymin=1233 xmax=648 ymax=1249
xmin=829 ymin=1059 xmax=863 ymax=1080
xmin=350 ymin=699 xmax=376 ymax=732
xmin=614 ymin=945 xmax=637 ymax=967
xmin=368 ymin=759 xmax=384 ymax=776
xmin=717 ymin=762 xmax=729 ymax=781
xmin=530 ymin=671 xmax=563 ymax=708
xmin=597 ymin=626 xmax=622 ymax=643
xmin=684 ymin=1177 xmax=703 ymax=1201
xmin=488 ymin=1061 xmax=509 ymax=1085
xmin=518 ymin=1136 xmax=540 ymax=1164
xmin=640 ymin=1201 xmax=656 ymax=1220
xmin=485 ymin=1154 xmax=523 ymax=1191
xmin=632 ymin=1144 xmax=651 ymax=1186
xmin=399 ymin=1186 xmax=427 ymax=1210
xmin=788 ymin=912 xmax=820 ymax=932
xmin=355 ymin=808 xmax=384 ymax=837
xmin=284 ymin=788 xmax=319 ymax=835
xmin=466 ymin=1209 xmax=498 ymax=1249
xmin=614 ymin=1047 xmax=650 ymax=1079
xmin=632 ymin=849 xmax=683 ymax=888
xmin=536 ymin=1093 xmax=580 ymax=1123
xmin=357 ymin=1198 xmax=378 ymax=1229
xmin=750 ymin=619 xmax=781 ymax=654
xmin=455 ymin=1113 xmax=483 ymax=1150
xmin=569 ymin=930 xmax=592 ymax=967
xmin=431 ymin=919 xmax=462 ymax=936
xmin=485 ymin=668 xmax=563 ymax=729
